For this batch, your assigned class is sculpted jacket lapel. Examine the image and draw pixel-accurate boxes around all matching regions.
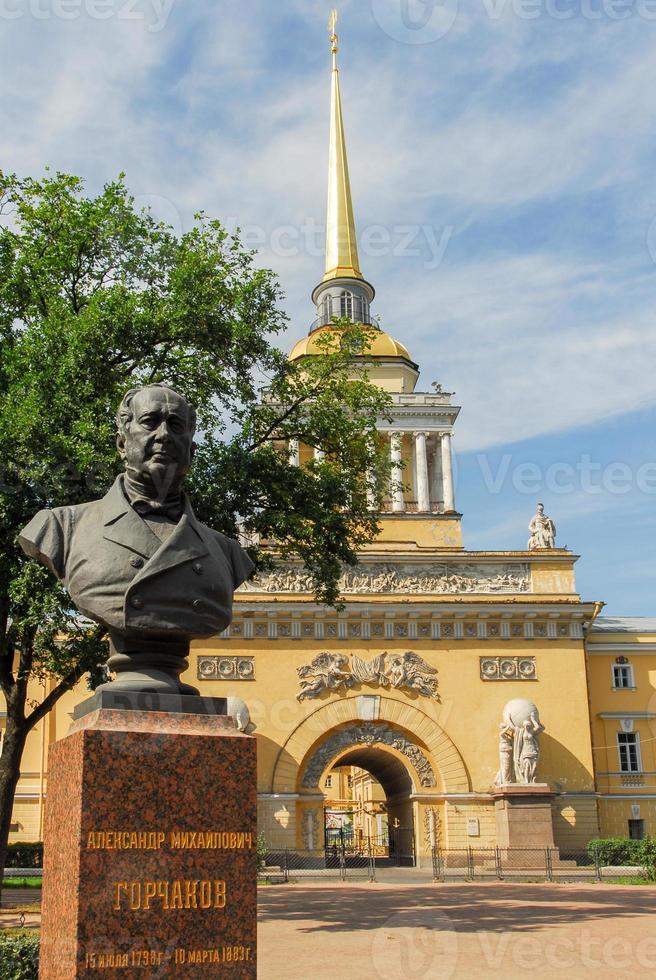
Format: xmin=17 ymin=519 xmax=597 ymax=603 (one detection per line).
xmin=101 ymin=478 xmax=161 ymax=560
xmin=128 ymin=502 xmax=210 ymax=588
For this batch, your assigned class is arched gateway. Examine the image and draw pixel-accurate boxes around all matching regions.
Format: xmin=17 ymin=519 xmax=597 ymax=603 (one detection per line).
xmin=271 ymin=697 xmax=469 ymax=794
xmin=263 ymin=697 xmax=470 ymax=864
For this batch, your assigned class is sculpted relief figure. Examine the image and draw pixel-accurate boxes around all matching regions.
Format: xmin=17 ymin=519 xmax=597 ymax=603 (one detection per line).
xmin=297 ymin=652 xmax=353 ymax=701
xmin=19 ymin=384 xmax=254 ymax=694
xmin=384 ymin=652 xmax=439 ymax=699
xmin=296 ymin=650 xmax=439 ymax=701
xmin=241 ymin=562 xmax=529 ymax=595
xmin=527 ymin=503 xmax=556 ymax=550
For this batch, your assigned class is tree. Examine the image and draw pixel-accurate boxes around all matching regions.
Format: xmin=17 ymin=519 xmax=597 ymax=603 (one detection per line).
xmin=0 ymin=171 xmax=392 ymax=891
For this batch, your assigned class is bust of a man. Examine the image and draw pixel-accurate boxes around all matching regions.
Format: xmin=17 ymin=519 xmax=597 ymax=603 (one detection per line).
xmin=19 ymin=384 xmax=253 ymax=693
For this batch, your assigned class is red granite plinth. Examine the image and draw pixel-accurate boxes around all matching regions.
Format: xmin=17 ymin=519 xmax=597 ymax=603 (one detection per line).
xmin=492 ymin=783 xmax=556 ymax=850
xmin=39 ymin=707 xmax=256 ymax=979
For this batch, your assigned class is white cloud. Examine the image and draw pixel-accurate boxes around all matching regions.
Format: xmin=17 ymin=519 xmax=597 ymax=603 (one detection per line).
xmin=1 ymin=4 xmax=656 ymax=456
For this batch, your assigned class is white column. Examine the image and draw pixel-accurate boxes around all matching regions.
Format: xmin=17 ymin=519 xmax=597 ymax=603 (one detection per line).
xmin=365 ymin=434 xmax=377 ymax=510
xmin=441 ymin=431 xmax=455 ymax=512
xmin=289 ymin=438 xmax=300 ymax=466
xmin=389 ymin=432 xmax=405 ymax=512
xmin=413 ymin=431 xmax=430 ymax=513
xmin=429 ymin=436 xmax=443 ymax=512
xmin=366 ymin=469 xmax=377 ymax=510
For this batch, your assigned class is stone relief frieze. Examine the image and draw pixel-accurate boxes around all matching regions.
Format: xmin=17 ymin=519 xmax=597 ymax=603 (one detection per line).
xmin=302 ymin=722 xmax=437 ymax=788
xmin=238 ymin=562 xmax=530 ymax=595
xmin=480 ymin=657 xmax=537 ymax=681
xmin=296 ymin=651 xmax=439 ymax=701
xmin=197 ymin=655 xmax=255 ymax=681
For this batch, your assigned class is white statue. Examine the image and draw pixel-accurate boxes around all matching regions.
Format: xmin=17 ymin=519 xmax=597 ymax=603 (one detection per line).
xmin=528 ymin=503 xmax=556 ymax=550
xmin=516 ymin=719 xmax=541 ymax=783
xmin=496 ymin=699 xmax=545 ymax=785
xmin=495 ymin=723 xmax=515 ymax=786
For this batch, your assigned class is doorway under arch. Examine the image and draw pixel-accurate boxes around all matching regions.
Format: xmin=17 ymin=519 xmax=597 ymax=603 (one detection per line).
xmin=320 ymin=744 xmax=418 ymax=866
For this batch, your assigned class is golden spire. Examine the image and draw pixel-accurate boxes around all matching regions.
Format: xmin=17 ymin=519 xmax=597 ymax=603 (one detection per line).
xmin=323 ymin=9 xmax=363 ymax=282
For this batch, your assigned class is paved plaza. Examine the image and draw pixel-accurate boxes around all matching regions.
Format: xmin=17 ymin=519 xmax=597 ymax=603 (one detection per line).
xmin=257 ymin=881 xmax=656 ymax=980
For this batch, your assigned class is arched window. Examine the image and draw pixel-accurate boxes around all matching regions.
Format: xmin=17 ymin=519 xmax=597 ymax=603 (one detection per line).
xmin=321 ymin=295 xmax=332 ymax=324
xmin=340 ymin=290 xmax=354 ymax=319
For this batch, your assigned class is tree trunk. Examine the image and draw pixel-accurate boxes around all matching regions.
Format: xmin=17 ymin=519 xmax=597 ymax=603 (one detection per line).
xmin=0 ymin=718 xmax=29 ymax=906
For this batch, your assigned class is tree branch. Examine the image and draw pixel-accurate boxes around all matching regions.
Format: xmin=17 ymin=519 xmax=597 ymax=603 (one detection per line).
xmin=27 ymin=663 xmax=87 ymax=730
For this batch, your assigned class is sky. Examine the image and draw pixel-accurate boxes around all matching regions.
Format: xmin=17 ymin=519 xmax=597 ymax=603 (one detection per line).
xmin=1 ymin=0 xmax=655 ymax=613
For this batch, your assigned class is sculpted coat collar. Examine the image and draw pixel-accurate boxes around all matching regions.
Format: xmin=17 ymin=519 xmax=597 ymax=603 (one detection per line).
xmin=101 ymin=477 xmax=210 ymax=578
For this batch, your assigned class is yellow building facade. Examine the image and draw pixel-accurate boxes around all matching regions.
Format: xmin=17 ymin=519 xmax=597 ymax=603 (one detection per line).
xmin=586 ymin=618 xmax=656 ymax=841
xmin=3 ymin=23 xmax=655 ymax=866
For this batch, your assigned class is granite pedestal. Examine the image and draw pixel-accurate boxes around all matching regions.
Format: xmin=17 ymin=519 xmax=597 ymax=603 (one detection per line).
xmin=492 ymin=783 xmax=556 ymax=851
xmin=39 ymin=700 xmax=256 ymax=979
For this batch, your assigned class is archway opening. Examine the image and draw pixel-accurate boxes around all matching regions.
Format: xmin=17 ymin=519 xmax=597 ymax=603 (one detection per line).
xmin=320 ymin=747 xmax=416 ymax=866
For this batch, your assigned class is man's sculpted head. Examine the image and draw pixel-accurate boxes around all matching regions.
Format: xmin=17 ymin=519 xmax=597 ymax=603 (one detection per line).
xmin=116 ymin=384 xmax=197 ymax=498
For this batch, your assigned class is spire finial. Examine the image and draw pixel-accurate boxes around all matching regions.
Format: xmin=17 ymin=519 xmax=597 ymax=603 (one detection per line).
xmin=322 ymin=9 xmax=363 ymax=283
xmin=328 ymin=9 xmax=338 ymax=68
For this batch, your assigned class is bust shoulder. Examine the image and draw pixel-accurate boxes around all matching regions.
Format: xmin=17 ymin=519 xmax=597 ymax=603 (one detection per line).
xmin=201 ymin=527 xmax=254 ymax=589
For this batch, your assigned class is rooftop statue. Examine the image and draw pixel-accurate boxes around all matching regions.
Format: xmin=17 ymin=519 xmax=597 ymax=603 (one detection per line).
xmin=527 ymin=502 xmax=556 ymax=550
xmin=19 ymin=384 xmax=253 ymax=694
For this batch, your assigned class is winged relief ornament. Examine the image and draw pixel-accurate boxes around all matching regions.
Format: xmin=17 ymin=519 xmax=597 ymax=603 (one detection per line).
xmin=296 ymin=650 xmax=439 ymax=701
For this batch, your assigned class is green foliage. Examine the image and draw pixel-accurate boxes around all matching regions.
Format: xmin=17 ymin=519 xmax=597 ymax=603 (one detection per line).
xmin=256 ymin=832 xmax=268 ymax=872
xmin=0 ymin=170 xmax=392 ymax=878
xmin=587 ymin=837 xmax=644 ymax=866
xmin=0 ymin=169 xmax=392 ymax=694
xmin=3 ymin=843 xmax=43 ymax=868
xmin=638 ymin=836 xmax=656 ymax=881
xmin=1 ymin=879 xmax=42 ymax=889
xmin=0 ymin=933 xmax=39 ymax=980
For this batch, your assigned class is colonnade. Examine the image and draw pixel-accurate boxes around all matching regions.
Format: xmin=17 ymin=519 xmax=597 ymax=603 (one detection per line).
xmin=386 ymin=430 xmax=455 ymax=514
xmin=288 ymin=430 xmax=455 ymax=514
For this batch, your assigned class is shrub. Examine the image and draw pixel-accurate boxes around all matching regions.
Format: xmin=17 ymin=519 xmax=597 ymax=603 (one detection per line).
xmin=256 ymin=832 xmax=268 ymax=872
xmin=586 ymin=837 xmax=643 ymax=866
xmin=639 ymin=837 xmax=656 ymax=881
xmin=0 ymin=933 xmax=39 ymax=980
xmin=3 ymin=844 xmax=43 ymax=869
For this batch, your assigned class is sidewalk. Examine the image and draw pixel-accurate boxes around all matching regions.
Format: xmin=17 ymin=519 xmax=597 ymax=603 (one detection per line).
xmin=257 ymin=880 xmax=656 ymax=979
xmin=0 ymin=887 xmax=41 ymax=931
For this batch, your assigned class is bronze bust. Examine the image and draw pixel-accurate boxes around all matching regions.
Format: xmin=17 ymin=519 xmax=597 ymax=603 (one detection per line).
xmin=19 ymin=384 xmax=253 ymax=694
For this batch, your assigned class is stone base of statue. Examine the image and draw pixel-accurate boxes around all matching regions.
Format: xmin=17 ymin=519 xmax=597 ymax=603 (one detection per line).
xmin=492 ymin=783 xmax=556 ymax=852
xmin=39 ymin=696 xmax=256 ymax=979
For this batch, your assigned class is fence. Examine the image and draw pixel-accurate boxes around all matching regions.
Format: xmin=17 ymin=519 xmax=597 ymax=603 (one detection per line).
xmin=259 ymin=847 xmax=376 ymax=883
xmin=323 ymin=829 xmax=415 ymax=867
xmin=431 ymin=847 xmax=602 ymax=882
xmin=258 ymin=846 xmax=606 ymax=884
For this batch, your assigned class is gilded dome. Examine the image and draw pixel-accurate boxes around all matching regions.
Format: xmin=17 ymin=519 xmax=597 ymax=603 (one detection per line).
xmin=289 ymin=325 xmax=416 ymax=365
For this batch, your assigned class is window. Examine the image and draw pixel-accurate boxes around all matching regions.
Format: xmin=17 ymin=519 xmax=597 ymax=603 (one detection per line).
xmin=340 ymin=291 xmax=353 ymax=319
xmin=612 ymin=663 xmax=634 ymax=689
xmin=617 ymin=732 xmax=641 ymax=773
xmin=629 ymin=819 xmax=645 ymax=840
xmin=347 ymin=775 xmax=353 ymax=789
xmin=321 ymin=295 xmax=332 ymax=323
xmin=325 ymin=775 xmax=332 ymax=788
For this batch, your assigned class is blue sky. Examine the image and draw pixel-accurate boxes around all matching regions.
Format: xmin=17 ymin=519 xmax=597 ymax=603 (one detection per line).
xmin=1 ymin=0 xmax=655 ymax=613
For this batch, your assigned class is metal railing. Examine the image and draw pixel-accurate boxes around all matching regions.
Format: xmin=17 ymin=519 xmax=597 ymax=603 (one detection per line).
xmin=259 ymin=847 xmax=375 ymax=882
xmin=309 ymin=309 xmax=379 ymax=332
xmin=380 ymin=499 xmax=445 ymax=514
xmin=431 ymin=847 xmax=602 ymax=882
